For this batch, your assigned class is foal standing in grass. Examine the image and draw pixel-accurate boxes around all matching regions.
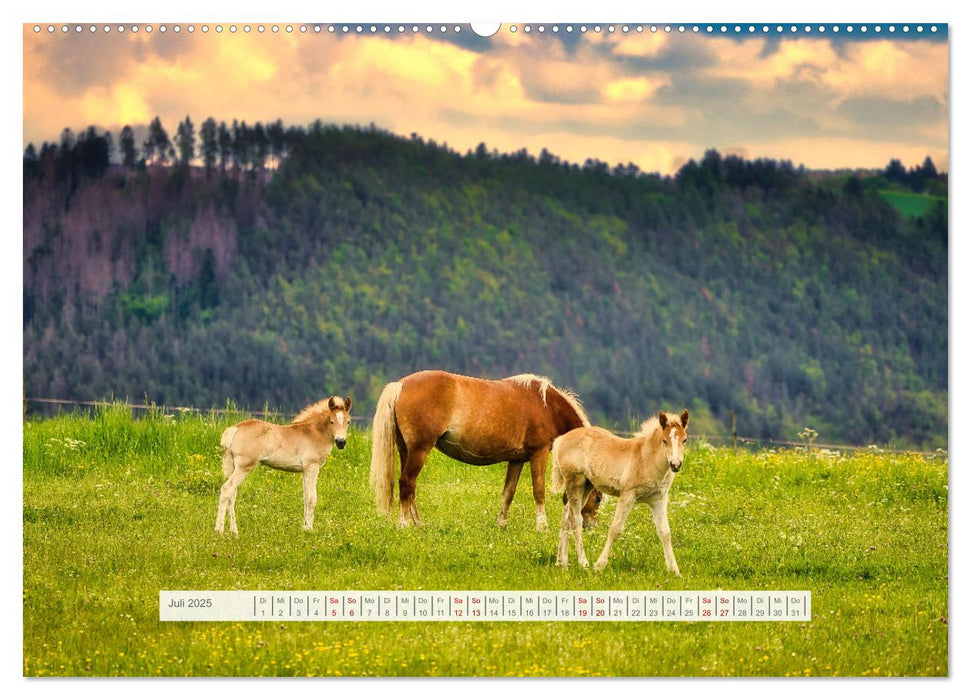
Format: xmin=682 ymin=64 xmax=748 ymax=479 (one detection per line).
xmin=215 ymin=396 xmax=352 ymax=535
xmin=552 ymin=409 xmax=689 ymax=573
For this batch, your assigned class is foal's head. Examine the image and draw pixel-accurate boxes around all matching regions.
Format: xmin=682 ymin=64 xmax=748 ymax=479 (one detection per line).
xmin=327 ymin=395 xmax=353 ymax=449
xmin=657 ymin=409 xmax=690 ymax=472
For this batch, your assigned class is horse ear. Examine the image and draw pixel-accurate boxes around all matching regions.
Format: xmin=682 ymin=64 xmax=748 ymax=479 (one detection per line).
xmin=344 ymin=395 xmax=352 ymax=412
xmin=680 ymin=409 xmax=690 ymax=428
xmin=658 ymin=411 xmax=668 ymax=429
xmin=328 ymin=396 xmax=338 ymax=411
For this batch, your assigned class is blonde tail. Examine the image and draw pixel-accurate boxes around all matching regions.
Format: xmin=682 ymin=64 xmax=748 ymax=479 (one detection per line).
xmin=550 ymin=435 xmax=566 ymax=494
xmin=219 ymin=426 xmax=239 ymax=478
xmin=369 ymin=381 xmax=403 ymax=515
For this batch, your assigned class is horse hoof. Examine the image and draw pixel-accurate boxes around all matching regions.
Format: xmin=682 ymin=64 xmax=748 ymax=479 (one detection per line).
xmin=535 ymin=522 xmax=548 ymax=533
xmin=496 ymin=516 xmax=507 ymax=528
xmin=594 ymin=561 xmax=607 ymax=571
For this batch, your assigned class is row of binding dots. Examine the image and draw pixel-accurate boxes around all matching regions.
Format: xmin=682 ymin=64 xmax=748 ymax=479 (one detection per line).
xmin=33 ymin=25 xmax=312 ymax=33
xmin=512 ymin=24 xmax=938 ymax=33
xmin=33 ymin=24 xmax=941 ymax=35
xmin=29 ymin=24 xmax=464 ymax=34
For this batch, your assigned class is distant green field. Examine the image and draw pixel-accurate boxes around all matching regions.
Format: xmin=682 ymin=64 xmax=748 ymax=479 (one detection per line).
xmin=23 ymin=406 xmax=948 ymax=677
xmin=879 ymin=189 xmax=945 ymax=218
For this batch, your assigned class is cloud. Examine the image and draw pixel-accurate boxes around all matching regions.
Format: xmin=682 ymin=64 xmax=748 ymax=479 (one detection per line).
xmin=639 ymin=35 xmax=948 ymax=155
xmin=22 ymin=26 xmax=948 ymax=175
xmin=610 ymin=31 xmax=669 ymax=58
xmin=78 ymin=83 xmax=152 ymax=128
xmin=836 ymin=95 xmax=945 ymax=133
xmin=826 ymin=40 xmax=948 ymax=102
xmin=603 ymin=76 xmax=668 ymax=102
xmin=697 ymin=36 xmax=947 ymax=105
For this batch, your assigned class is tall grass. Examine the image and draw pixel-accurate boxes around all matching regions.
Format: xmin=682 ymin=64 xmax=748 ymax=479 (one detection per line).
xmin=23 ymin=406 xmax=948 ymax=677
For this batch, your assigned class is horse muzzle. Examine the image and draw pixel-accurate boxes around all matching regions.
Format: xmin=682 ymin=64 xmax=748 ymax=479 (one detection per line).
xmin=335 ymin=438 xmax=347 ymax=450
xmin=669 ymin=462 xmax=682 ymax=473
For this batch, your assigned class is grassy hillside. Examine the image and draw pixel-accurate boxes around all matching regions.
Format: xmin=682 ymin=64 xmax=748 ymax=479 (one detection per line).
xmin=23 ymin=408 xmax=948 ymax=676
xmin=23 ymin=124 xmax=948 ymax=448
xmin=879 ymin=190 xmax=946 ymax=218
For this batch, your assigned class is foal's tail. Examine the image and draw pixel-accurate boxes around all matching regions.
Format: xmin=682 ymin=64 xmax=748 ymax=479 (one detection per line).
xmin=219 ymin=426 xmax=239 ymax=478
xmin=369 ymin=381 xmax=403 ymax=516
xmin=550 ymin=435 xmax=566 ymax=494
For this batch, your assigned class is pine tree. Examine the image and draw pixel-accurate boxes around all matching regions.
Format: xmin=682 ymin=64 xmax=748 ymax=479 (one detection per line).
xmin=267 ymin=119 xmax=285 ymax=169
xmin=76 ymin=126 xmax=111 ymax=178
xmin=217 ymin=121 xmax=232 ymax=173
xmin=252 ymin=122 xmax=268 ymax=172
xmin=174 ymin=115 xmax=196 ymax=166
xmin=144 ymin=117 xmax=173 ymax=165
xmin=885 ymin=158 xmax=907 ymax=185
xmin=199 ymin=117 xmax=218 ymax=177
xmin=231 ymin=120 xmax=250 ymax=171
xmin=119 ymin=125 xmax=138 ymax=167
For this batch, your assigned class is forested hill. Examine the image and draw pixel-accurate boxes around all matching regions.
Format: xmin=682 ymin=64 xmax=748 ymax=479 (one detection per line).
xmin=23 ymin=122 xmax=947 ymax=448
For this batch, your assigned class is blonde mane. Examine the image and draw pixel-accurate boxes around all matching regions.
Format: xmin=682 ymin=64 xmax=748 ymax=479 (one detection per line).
xmin=291 ymin=397 xmax=344 ymax=424
xmin=505 ymin=373 xmax=590 ymax=427
xmin=506 ymin=373 xmax=551 ymax=403
xmin=637 ymin=412 xmax=685 ymax=438
xmin=637 ymin=416 xmax=661 ymax=438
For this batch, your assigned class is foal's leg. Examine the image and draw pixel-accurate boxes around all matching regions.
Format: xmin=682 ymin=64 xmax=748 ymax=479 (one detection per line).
xmin=226 ymin=463 xmax=255 ymax=536
xmin=594 ymin=490 xmax=637 ymax=571
xmin=570 ymin=484 xmax=592 ymax=568
xmin=216 ymin=458 xmax=253 ymax=536
xmin=497 ymin=461 xmax=524 ymax=527
xmin=528 ymin=448 xmax=551 ymax=532
xmin=398 ymin=445 xmax=431 ymax=527
xmin=557 ymin=484 xmax=580 ymax=566
xmin=649 ymin=492 xmax=680 ymax=576
xmin=301 ymin=462 xmax=321 ymax=531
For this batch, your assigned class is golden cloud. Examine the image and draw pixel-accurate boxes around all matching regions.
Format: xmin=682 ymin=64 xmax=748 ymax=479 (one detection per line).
xmin=603 ymin=76 xmax=668 ymax=102
xmin=79 ymin=83 xmax=152 ymax=128
xmin=824 ymin=40 xmax=948 ymax=102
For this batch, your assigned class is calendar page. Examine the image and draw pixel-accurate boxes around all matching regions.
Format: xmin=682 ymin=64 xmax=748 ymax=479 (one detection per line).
xmin=21 ymin=3 xmax=949 ymax=680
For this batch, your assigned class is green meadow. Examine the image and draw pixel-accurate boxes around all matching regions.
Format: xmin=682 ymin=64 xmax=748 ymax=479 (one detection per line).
xmin=878 ymin=189 xmax=945 ymax=218
xmin=23 ymin=405 xmax=948 ymax=677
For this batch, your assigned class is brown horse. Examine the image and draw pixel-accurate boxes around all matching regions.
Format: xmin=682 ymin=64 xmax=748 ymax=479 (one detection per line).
xmin=369 ymin=370 xmax=601 ymax=529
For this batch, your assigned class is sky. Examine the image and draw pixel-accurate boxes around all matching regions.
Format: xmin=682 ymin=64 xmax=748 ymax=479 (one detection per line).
xmin=22 ymin=21 xmax=948 ymax=175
